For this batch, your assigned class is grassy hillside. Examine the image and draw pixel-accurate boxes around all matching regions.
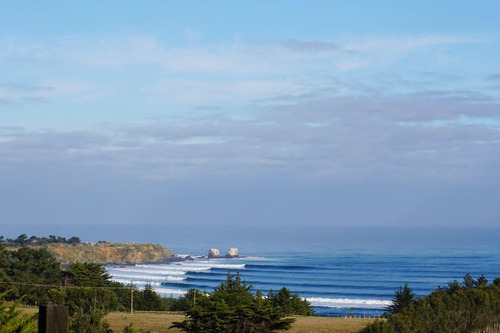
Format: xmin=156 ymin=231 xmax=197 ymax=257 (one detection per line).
xmin=44 ymin=242 xmax=174 ymax=265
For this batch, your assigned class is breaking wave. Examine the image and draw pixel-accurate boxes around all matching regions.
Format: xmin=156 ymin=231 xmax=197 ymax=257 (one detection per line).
xmin=306 ymin=297 xmax=392 ymax=309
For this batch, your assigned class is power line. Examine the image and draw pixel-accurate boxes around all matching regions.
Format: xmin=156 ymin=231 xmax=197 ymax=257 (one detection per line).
xmin=0 ymin=281 xmax=134 ymax=290
xmin=1 ymin=280 xmax=137 ymax=313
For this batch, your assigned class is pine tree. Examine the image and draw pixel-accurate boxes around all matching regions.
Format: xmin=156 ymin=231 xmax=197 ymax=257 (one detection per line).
xmin=387 ymin=283 xmax=415 ymax=314
xmin=171 ymin=271 xmax=296 ymax=332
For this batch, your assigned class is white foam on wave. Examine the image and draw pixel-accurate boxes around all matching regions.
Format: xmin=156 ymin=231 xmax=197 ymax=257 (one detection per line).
xmin=242 ymin=256 xmax=268 ymax=261
xmin=110 ymin=273 xmax=165 ymax=280
xmin=110 ymin=273 xmax=186 ymax=282
xmin=108 ymin=268 xmax=187 ymax=275
xmin=135 ymin=259 xmax=245 ymax=270
xmin=135 ymin=261 xmax=245 ymax=271
xmin=112 ymin=279 xmax=162 ymax=286
xmin=166 ymin=276 xmax=185 ymax=281
xmin=111 ymin=278 xmax=188 ymax=297
xmin=153 ymin=288 xmax=187 ymax=297
xmin=107 ymin=260 xmax=245 ymax=288
xmin=181 ymin=262 xmax=246 ymax=269
xmin=134 ymin=264 xmax=213 ymax=272
xmin=306 ymin=297 xmax=391 ymax=309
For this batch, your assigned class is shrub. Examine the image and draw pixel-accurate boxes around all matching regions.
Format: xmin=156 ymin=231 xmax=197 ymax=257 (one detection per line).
xmin=171 ymin=271 xmax=297 ymax=332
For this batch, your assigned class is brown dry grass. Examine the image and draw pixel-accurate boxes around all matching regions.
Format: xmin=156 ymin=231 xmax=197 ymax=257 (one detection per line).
xmin=21 ymin=307 xmax=376 ymax=332
xmin=289 ymin=316 xmax=376 ymax=333
xmin=106 ymin=312 xmax=184 ymax=332
xmin=104 ymin=312 xmax=376 ymax=333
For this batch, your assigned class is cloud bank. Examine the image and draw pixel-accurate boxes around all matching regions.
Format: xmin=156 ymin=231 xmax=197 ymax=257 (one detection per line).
xmin=1 ymin=30 xmax=499 ymax=227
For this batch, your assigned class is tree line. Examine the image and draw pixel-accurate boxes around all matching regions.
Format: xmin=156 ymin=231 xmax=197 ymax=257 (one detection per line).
xmin=171 ymin=271 xmax=313 ymax=332
xmin=0 ymin=242 xmax=313 ymax=332
xmin=1 ymin=233 xmax=82 ymax=246
xmin=363 ymin=274 xmax=500 ymax=332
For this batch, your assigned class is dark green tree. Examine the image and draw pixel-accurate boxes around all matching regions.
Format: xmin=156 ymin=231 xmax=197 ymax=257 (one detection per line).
xmin=65 ymin=262 xmax=113 ymax=287
xmin=463 ymin=273 xmax=476 ymax=289
xmin=0 ymin=245 xmax=13 ymax=296
xmin=16 ymin=234 xmax=28 ymax=246
xmin=387 ymin=283 xmax=415 ymax=314
xmin=6 ymin=247 xmax=62 ymax=304
xmin=67 ymin=236 xmax=81 ymax=245
xmin=114 ymin=283 xmax=138 ymax=312
xmin=440 ymin=279 xmax=462 ymax=294
xmin=476 ymin=274 xmax=488 ymax=288
xmin=363 ymin=275 xmax=500 ymax=333
xmin=48 ymin=287 xmax=116 ymax=333
xmin=171 ymin=271 xmax=295 ymax=332
xmin=268 ymin=287 xmax=314 ymax=316
xmin=136 ymin=283 xmax=165 ymax=311
xmin=169 ymin=288 xmax=205 ymax=311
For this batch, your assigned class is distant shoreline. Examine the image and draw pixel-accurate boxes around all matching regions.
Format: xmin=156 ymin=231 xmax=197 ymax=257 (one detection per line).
xmin=4 ymin=242 xmax=176 ymax=265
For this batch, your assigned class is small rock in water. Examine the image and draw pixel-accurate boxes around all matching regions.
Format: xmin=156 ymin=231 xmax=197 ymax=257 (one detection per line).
xmin=208 ymin=248 xmax=220 ymax=258
xmin=225 ymin=247 xmax=239 ymax=258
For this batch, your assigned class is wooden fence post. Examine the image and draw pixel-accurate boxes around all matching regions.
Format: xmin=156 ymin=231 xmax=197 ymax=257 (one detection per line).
xmin=38 ymin=304 xmax=68 ymax=333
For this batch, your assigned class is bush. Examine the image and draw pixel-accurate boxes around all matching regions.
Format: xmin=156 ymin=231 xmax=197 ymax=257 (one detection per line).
xmin=268 ymin=287 xmax=315 ymax=316
xmin=0 ymin=290 xmax=37 ymax=333
xmin=122 ymin=322 xmax=150 ymax=333
xmin=363 ymin=275 xmax=500 ymax=333
xmin=48 ymin=287 xmax=116 ymax=333
xmin=171 ymin=271 xmax=297 ymax=332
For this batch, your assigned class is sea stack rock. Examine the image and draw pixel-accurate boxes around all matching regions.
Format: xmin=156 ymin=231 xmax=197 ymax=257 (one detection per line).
xmin=208 ymin=248 xmax=220 ymax=258
xmin=225 ymin=247 xmax=239 ymax=258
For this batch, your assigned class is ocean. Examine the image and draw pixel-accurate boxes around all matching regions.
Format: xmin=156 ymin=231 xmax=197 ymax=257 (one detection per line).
xmin=102 ymin=225 xmax=500 ymax=317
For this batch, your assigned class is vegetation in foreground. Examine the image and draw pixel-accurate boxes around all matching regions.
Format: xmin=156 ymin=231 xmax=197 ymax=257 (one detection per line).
xmin=0 ymin=241 xmax=313 ymax=332
xmin=363 ymin=274 xmax=500 ymax=332
xmin=104 ymin=312 xmax=374 ymax=333
xmin=0 ymin=291 xmax=37 ymax=333
xmin=171 ymin=271 xmax=313 ymax=332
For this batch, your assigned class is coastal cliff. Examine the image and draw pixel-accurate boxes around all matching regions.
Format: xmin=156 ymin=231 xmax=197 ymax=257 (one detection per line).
xmin=45 ymin=242 xmax=174 ymax=265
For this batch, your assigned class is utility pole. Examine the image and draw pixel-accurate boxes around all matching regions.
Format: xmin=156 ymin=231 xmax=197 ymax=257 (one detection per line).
xmin=38 ymin=304 xmax=68 ymax=333
xmin=131 ymin=287 xmax=134 ymax=315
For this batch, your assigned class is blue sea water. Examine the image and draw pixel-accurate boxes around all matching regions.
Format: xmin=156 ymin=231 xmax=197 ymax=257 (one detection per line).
xmin=103 ymin=225 xmax=500 ymax=317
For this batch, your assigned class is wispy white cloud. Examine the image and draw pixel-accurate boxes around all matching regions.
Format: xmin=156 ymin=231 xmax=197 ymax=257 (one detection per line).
xmin=281 ymin=39 xmax=343 ymax=52
xmin=141 ymin=77 xmax=313 ymax=104
xmin=0 ymin=32 xmax=486 ymax=109
xmin=0 ymin=79 xmax=112 ymax=104
xmin=1 ymin=93 xmax=499 ymax=184
xmin=345 ymin=35 xmax=478 ymax=53
xmin=3 ymin=33 xmax=479 ymax=75
xmin=2 ymin=32 xmax=497 ymax=185
xmin=40 ymin=79 xmax=114 ymax=102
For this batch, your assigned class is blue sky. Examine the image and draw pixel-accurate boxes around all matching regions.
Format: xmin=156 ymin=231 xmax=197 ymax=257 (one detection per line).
xmin=1 ymin=1 xmax=500 ymax=232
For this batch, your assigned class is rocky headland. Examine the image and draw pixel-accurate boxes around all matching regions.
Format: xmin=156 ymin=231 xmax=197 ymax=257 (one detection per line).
xmin=45 ymin=242 xmax=175 ymax=265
